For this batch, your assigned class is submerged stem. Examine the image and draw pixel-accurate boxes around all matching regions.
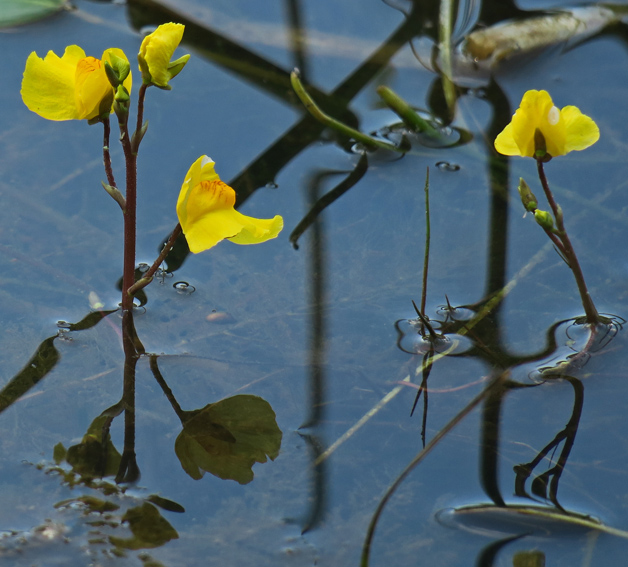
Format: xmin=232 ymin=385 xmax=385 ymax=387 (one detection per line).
xmin=290 ymin=70 xmax=402 ymax=153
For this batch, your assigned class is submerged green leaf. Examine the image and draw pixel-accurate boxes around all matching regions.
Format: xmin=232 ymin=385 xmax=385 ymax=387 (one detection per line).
xmin=0 ymin=0 xmax=70 ymax=29
xmin=110 ymin=503 xmax=178 ymax=550
xmin=175 ymin=394 xmax=282 ymax=484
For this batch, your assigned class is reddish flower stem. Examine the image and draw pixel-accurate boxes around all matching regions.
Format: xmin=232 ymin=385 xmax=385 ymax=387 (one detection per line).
xmin=119 ymin=119 xmax=136 ymax=312
xmin=134 ymin=84 xmax=149 ymax=152
xmin=102 ymin=118 xmax=117 ymax=189
xmin=536 ymin=159 xmax=600 ymax=326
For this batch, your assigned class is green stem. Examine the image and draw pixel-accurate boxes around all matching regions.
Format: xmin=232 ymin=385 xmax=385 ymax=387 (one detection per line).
xmin=536 ymin=160 xmax=600 ymax=326
xmin=290 ymin=70 xmax=402 ymax=153
xmin=420 ymin=167 xmax=430 ymax=318
xmin=376 ymin=86 xmax=441 ymax=138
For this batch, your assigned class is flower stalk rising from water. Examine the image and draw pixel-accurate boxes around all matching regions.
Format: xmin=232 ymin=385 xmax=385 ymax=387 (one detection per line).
xmin=496 ymin=90 xmax=601 ymax=326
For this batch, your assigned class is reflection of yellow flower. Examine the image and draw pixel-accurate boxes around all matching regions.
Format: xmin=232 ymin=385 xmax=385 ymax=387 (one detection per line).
xmin=21 ymin=46 xmax=131 ymax=121
xmin=138 ymin=23 xmax=190 ymax=89
xmin=177 ymin=156 xmax=283 ymax=254
xmin=495 ymin=90 xmax=599 ymax=158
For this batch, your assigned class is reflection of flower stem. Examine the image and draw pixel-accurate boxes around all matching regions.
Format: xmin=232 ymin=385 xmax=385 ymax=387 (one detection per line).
xmin=290 ymin=70 xmax=401 ymax=153
xmin=536 ymin=160 xmax=600 ymax=326
xmin=148 ymin=355 xmax=187 ymax=422
xmin=116 ymin=310 xmax=142 ymax=483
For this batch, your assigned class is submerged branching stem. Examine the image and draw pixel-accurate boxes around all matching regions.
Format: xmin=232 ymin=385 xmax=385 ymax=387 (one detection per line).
xmin=290 ymin=70 xmax=402 ymax=153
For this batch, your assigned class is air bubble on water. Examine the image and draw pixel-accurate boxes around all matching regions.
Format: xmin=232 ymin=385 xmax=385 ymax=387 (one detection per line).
xmin=138 ymin=263 xmax=150 ymax=273
xmin=350 ymin=142 xmax=369 ymax=155
xmin=132 ymin=303 xmax=147 ymax=314
xmin=56 ymin=320 xmax=71 ymax=329
xmin=436 ymin=161 xmax=460 ymax=172
xmin=174 ymin=281 xmax=196 ymax=295
xmin=155 ymin=268 xmax=173 ymax=283
xmin=265 ymin=181 xmax=278 ymax=189
xmin=56 ymin=326 xmax=73 ymax=342
xmin=467 ymin=88 xmax=488 ymax=99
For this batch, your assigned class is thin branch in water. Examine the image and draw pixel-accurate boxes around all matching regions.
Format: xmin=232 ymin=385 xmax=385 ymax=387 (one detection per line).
xmin=360 ymin=370 xmax=507 ymax=567
xmin=128 ymin=224 xmax=183 ymax=296
xmin=290 ymin=69 xmax=402 ymax=153
xmin=420 ymin=167 xmax=430 ymax=317
xmin=290 ymin=154 xmax=368 ymax=249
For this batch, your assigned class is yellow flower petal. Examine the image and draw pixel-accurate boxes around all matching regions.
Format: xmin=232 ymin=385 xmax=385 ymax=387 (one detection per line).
xmin=177 ymin=156 xmax=283 ymax=253
xmin=227 ymin=212 xmax=284 ymax=245
xmin=494 ymin=89 xmax=598 ymax=158
xmin=74 ymin=56 xmax=109 ymax=119
xmin=139 ymin=22 xmax=187 ymax=89
xmin=21 ymin=46 xmax=86 ymax=120
xmin=21 ymin=45 xmax=131 ymax=122
xmin=561 ymin=105 xmax=600 ymax=153
xmin=494 ymin=123 xmax=520 ymax=156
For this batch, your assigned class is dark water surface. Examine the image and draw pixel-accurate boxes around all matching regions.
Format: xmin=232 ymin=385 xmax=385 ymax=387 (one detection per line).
xmin=2 ymin=0 xmax=628 ymax=565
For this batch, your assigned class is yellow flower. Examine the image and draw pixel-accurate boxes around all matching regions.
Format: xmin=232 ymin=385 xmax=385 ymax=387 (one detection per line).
xmin=138 ymin=23 xmax=190 ymax=89
xmin=21 ymin=46 xmax=132 ymax=121
xmin=494 ymin=90 xmax=599 ymax=158
xmin=177 ymin=156 xmax=283 ymax=254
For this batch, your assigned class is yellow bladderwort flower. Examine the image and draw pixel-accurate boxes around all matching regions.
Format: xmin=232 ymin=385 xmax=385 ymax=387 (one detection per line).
xmin=495 ymin=90 xmax=599 ymax=159
xmin=21 ymin=46 xmax=132 ymax=121
xmin=138 ymin=22 xmax=190 ymax=89
xmin=177 ymin=156 xmax=283 ymax=254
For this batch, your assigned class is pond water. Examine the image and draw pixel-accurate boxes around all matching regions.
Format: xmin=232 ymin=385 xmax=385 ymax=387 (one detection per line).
xmin=2 ymin=0 xmax=628 ymax=565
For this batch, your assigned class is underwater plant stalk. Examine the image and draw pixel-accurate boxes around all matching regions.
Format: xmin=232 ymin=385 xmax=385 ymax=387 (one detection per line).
xmin=420 ymin=167 xmax=430 ymax=317
xmin=536 ymin=160 xmax=600 ymax=326
xmin=376 ymin=86 xmax=441 ymax=138
xmin=290 ymin=70 xmax=401 ymax=153
xmin=438 ymin=0 xmax=457 ymax=116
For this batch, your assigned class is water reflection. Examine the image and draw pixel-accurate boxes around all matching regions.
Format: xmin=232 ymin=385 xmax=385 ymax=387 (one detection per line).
xmin=0 ymin=302 xmax=282 ymax=559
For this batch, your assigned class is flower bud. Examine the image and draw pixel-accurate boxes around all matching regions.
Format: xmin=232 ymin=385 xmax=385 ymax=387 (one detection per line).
xmin=534 ymin=209 xmax=555 ymax=231
xmin=517 ymin=178 xmax=537 ymax=212
xmin=113 ymin=84 xmax=130 ymax=118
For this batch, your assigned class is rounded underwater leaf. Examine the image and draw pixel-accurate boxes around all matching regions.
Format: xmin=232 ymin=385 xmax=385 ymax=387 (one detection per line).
xmin=110 ymin=503 xmax=178 ymax=550
xmin=174 ymin=394 xmax=282 ymax=484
